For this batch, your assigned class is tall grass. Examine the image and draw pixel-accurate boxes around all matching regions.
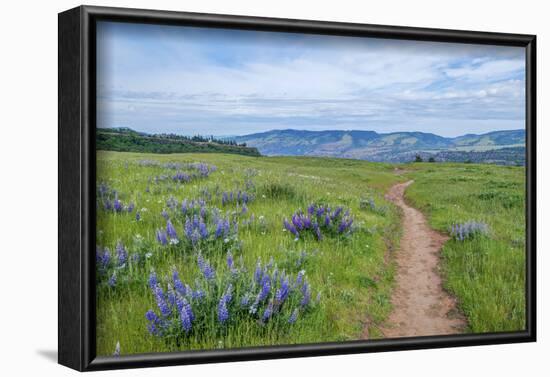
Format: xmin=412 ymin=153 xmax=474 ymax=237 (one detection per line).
xmin=404 ymin=163 xmax=526 ymax=333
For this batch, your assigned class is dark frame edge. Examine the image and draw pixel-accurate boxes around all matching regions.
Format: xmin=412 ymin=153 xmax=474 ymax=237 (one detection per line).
xmin=58 ymin=5 xmax=84 ymax=372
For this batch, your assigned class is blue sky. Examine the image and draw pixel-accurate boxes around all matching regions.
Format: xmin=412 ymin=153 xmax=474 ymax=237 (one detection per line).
xmin=97 ymin=21 xmax=525 ymax=137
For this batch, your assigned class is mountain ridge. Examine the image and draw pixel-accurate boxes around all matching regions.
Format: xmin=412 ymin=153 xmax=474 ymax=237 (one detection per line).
xmin=234 ymin=128 xmax=525 ymax=164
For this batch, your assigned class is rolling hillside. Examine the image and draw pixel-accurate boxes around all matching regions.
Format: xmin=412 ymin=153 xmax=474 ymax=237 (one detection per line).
xmin=97 ymin=128 xmax=261 ymax=157
xmin=235 ymin=129 xmax=525 ymax=164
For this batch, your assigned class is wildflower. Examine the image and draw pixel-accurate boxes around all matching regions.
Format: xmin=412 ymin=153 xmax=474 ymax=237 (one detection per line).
xmin=313 ymin=223 xmax=322 ymax=240
xmin=300 ymin=281 xmax=311 ymax=307
xmin=127 ymin=202 xmax=135 ymax=213
xmin=161 ymin=210 xmax=169 ymax=220
xmin=166 ymin=219 xmax=178 ymax=240
xmin=199 ymin=220 xmax=209 ymax=239
xmin=262 ymin=300 xmax=274 ymax=322
xmin=145 ymin=310 xmax=159 ymax=335
xmin=215 ymin=219 xmax=224 ymax=238
xmin=172 ymin=268 xmax=186 ymax=296
xmin=116 ymin=242 xmax=127 ymax=266
xmin=218 ymin=298 xmax=229 ymax=324
xmin=296 ymin=270 xmax=305 ymax=286
xmin=254 ymin=259 xmax=262 ymax=284
xmin=156 ymin=229 xmax=168 ymax=245
xmin=288 ymin=308 xmax=299 ymax=324
xmin=154 ymin=285 xmax=171 ymax=317
xmin=197 ymin=254 xmax=215 ymax=280
xmin=258 ymin=274 xmax=271 ymax=302
xmin=148 ymin=271 xmax=158 ymax=289
xmin=135 ymin=211 xmax=141 ymax=221
xmin=180 ymin=304 xmax=192 ymax=333
xmin=226 ymin=252 xmax=234 ymax=270
xmin=113 ymin=199 xmax=123 ymax=212
xmin=108 ymin=272 xmax=117 ymax=287
xmin=275 ymin=277 xmax=290 ymax=304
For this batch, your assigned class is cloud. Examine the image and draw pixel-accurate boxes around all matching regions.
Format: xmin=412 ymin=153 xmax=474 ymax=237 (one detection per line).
xmin=96 ymin=22 xmax=525 ymax=137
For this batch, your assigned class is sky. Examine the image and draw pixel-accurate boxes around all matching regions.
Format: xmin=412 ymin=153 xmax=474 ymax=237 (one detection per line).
xmin=96 ymin=21 xmax=526 ymax=137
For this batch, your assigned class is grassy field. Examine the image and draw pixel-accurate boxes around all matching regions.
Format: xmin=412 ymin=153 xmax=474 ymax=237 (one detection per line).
xmin=96 ymin=151 xmax=404 ymax=355
xmin=95 ymin=151 xmax=526 ymax=356
xmin=404 ymin=163 xmax=526 ymax=333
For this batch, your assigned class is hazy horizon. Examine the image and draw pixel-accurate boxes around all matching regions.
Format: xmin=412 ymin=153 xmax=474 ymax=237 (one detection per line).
xmin=97 ymin=22 xmax=526 ymax=138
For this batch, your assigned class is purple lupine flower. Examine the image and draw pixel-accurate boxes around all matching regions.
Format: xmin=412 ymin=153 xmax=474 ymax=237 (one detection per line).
xmin=258 ymin=274 xmax=271 ymax=302
xmin=313 ymin=223 xmax=322 ymax=240
xmin=181 ymin=199 xmax=188 ymax=215
xmin=302 ymin=215 xmax=312 ymax=229
xmin=292 ymin=214 xmax=303 ymax=230
xmin=275 ymin=277 xmax=290 ymax=304
xmin=300 ymin=281 xmax=311 ymax=307
xmin=172 ymin=269 xmax=186 ymax=296
xmin=127 ymin=202 xmax=135 ymax=213
xmin=184 ymin=217 xmax=193 ymax=239
xmin=240 ymin=294 xmax=251 ymax=308
xmin=192 ymin=288 xmax=205 ymax=300
xmin=316 ymin=205 xmax=325 ymax=217
xmin=154 ymin=285 xmax=171 ymax=317
xmin=180 ymin=304 xmax=192 ymax=333
xmin=288 ymin=308 xmax=299 ymax=324
xmin=156 ymin=229 xmax=168 ymax=245
xmin=113 ymin=199 xmax=123 ymax=212
xmin=307 ymin=204 xmax=315 ymax=216
xmin=166 ymin=219 xmax=178 ymax=240
xmin=178 ymin=295 xmax=195 ymax=322
xmin=215 ymin=219 xmax=224 ymax=238
xmin=332 ymin=206 xmax=343 ymax=219
xmin=104 ymin=199 xmax=112 ymax=210
xmin=108 ymin=272 xmax=117 ymax=287
xmin=145 ymin=310 xmax=159 ymax=335
xmin=324 ymin=214 xmax=331 ymax=227
xmin=135 ymin=211 xmax=141 ymax=221
xmin=217 ymin=299 xmax=229 ymax=324
xmin=148 ymin=272 xmax=158 ymax=289
xmin=190 ymin=231 xmax=200 ymax=245
xmin=296 ymin=270 xmax=305 ymax=286
xmin=254 ymin=259 xmax=262 ymax=284
xmin=192 ymin=215 xmax=199 ymax=229
xmin=167 ymin=284 xmax=177 ymax=307
xmin=116 ymin=242 xmax=127 ymax=266
xmin=262 ymin=300 xmax=274 ymax=322
xmin=161 ymin=210 xmax=169 ymax=220
xmin=241 ymin=203 xmax=248 ymax=214
xmin=199 ymin=220 xmax=208 ymax=239
xmin=284 ymin=219 xmax=299 ymax=238
xmin=197 ymin=254 xmax=215 ymax=280
xmin=223 ymin=219 xmax=231 ymax=235
xmin=226 ymin=252 xmax=234 ymax=270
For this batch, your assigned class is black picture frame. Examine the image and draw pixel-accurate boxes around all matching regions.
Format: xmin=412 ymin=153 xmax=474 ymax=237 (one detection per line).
xmin=58 ymin=5 xmax=537 ymax=372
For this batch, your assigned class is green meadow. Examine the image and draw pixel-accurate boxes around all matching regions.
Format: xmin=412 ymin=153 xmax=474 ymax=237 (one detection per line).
xmin=95 ymin=151 xmax=526 ymax=356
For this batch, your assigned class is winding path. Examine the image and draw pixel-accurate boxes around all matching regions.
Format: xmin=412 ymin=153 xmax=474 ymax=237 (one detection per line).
xmin=377 ymin=180 xmax=465 ymax=338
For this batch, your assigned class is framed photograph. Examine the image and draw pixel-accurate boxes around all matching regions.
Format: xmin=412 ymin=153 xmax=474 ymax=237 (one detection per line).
xmin=58 ymin=5 xmax=536 ymax=371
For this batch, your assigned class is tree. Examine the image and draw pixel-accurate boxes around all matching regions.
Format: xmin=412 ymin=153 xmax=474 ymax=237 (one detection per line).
xmin=428 ymin=157 xmax=435 ymax=163
xmin=414 ymin=154 xmax=423 ymax=163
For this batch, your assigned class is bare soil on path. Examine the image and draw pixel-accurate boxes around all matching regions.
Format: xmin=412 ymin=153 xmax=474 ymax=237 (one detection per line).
xmin=373 ymin=180 xmax=466 ymax=338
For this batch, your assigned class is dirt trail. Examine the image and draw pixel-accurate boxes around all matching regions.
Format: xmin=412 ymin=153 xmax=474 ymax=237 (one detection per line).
xmin=374 ymin=180 xmax=465 ymax=338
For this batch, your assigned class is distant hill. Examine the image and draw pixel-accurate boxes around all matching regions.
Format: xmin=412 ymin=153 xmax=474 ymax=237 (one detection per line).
xmin=97 ymin=128 xmax=261 ymax=157
xmin=235 ymin=129 xmax=525 ymax=165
